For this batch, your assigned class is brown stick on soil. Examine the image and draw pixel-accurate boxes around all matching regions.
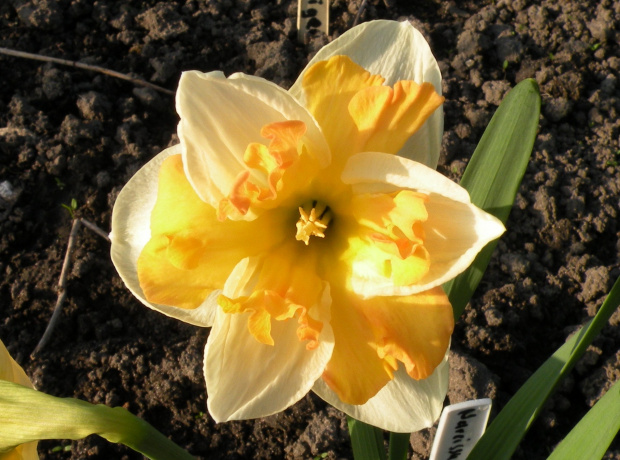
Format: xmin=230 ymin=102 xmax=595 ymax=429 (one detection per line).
xmin=31 ymin=218 xmax=111 ymax=357
xmin=0 ymin=47 xmax=174 ymax=96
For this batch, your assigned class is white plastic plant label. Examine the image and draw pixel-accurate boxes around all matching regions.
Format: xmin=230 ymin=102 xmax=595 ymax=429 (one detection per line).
xmin=429 ymin=398 xmax=492 ymax=460
xmin=297 ymin=0 xmax=329 ymax=42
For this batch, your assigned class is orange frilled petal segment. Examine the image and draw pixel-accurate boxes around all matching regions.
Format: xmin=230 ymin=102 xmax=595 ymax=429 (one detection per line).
xmin=346 ymin=190 xmax=431 ymax=287
xmin=360 ymin=287 xmax=454 ymax=380
xmin=320 ymin=290 xmax=393 ymax=405
xmin=321 ymin=286 xmax=453 ymax=405
xmin=302 ymin=55 xmax=444 ymax=165
xmin=137 ymin=154 xmax=286 ymax=310
xmin=218 ymin=120 xmax=309 ymax=220
xmin=218 ymin=245 xmax=327 ymax=351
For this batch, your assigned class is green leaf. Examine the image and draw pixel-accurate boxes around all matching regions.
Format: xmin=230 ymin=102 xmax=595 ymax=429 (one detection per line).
xmin=547 ymin=379 xmax=620 ymax=460
xmin=61 ymin=203 xmax=75 ymax=219
xmin=468 ymin=276 xmax=620 ymax=460
xmin=348 ymin=416 xmax=386 ymax=460
xmin=443 ymin=78 xmax=541 ymax=320
xmin=0 ymin=381 xmax=194 ymax=460
xmin=388 ymin=432 xmax=410 ymax=460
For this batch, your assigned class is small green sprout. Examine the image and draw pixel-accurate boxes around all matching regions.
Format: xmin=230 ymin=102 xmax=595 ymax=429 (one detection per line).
xmin=194 ymin=411 xmax=205 ymax=420
xmin=502 ymin=60 xmax=509 ymax=71
xmin=54 ymin=177 xmax=66 ymax=190
xmin=50 ymin=444 xmax=71 ymax=453
xmin=590 ymin=43 xmax=601 ymax=52
xmin=313 ymin=453 xmax=328 ymax=460
xmin=61 ymin=198 xmax=78 ymax=219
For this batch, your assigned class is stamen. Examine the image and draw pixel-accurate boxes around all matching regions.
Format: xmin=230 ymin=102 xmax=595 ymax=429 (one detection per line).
xmin=295 ymin=201 xmax=332 ymax=245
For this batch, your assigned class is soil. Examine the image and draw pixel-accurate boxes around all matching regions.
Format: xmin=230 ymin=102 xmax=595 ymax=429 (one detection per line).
xmin=1 ymin=0 xmax=619 ymax=459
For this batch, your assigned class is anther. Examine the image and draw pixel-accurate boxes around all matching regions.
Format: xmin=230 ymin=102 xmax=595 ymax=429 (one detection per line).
xmin=295 ymin=201 xmax=332 ymax=245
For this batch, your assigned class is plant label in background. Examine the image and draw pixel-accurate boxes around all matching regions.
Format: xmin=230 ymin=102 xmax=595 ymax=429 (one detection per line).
xmin=429 ymin=398 xmax=492 ymax=460
xmin=297 ymin=0 xmax=329 ymax=42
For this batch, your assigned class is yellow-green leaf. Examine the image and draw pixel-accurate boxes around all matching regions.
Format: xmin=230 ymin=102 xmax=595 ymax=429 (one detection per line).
xmin=0 ymin=380 xmax=194 ymax=460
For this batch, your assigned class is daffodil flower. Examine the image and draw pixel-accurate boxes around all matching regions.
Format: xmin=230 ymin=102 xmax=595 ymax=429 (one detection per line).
xmin=0 ymin=339 xmax=38 ymax=460
xmin=111 ymin=20 xmax=504 ymax=432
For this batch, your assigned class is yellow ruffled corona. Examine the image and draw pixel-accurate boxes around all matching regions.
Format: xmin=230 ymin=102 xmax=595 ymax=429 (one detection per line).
xmin=111 ymin=20 xmax=505 ymax=432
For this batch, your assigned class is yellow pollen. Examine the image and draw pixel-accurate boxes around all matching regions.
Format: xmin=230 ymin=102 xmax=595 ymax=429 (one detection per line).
xmin=295 ymin=201 xmax=332 ymax=245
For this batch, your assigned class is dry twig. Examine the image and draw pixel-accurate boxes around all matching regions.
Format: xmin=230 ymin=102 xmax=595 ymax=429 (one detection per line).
xmin=32 ymin=218 xmax=110 ymax=357
xmin=352 ymin=0 xmax=369 ymax=27
xmin=0 ymin=47 xmax=174 ymax=96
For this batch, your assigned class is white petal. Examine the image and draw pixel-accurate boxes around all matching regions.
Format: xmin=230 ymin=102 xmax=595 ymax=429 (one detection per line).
xmin=342 ymin=152 xmax=505 ymax=297
xmin=177 ymin=71 xmax=329 ymax=209
xmin=313 ymin=349 xmax=449 ymax=433
xmin=290 ymin=20 xmax=443 ymax=168
xmin=110 ymin=145 xmax=218 ymax=327
xmin=204 ymin=259 xmax=334 ymax=422
xmin=342 ymin=152 xmax=468 ymax=201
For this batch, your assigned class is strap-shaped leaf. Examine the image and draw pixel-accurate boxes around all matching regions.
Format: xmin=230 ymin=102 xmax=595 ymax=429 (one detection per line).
xmin=443 ymin=78 xmax=541 ymax=320
xmin=468 ymin=276 xmax=620 ymax=459
xmin=0 ymin=380 xmax=194 ymax=460
xmin=547 ymin=379 xmax=620 ymax=460
xmin=347 ymin=416 xmax=387 ymax=460
xmin=388 ymin=432 xmax=410 ymax=460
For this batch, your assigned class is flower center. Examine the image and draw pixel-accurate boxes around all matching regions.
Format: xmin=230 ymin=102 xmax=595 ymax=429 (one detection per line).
xmin=295 ymin=200 xmax=332 ymax=245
